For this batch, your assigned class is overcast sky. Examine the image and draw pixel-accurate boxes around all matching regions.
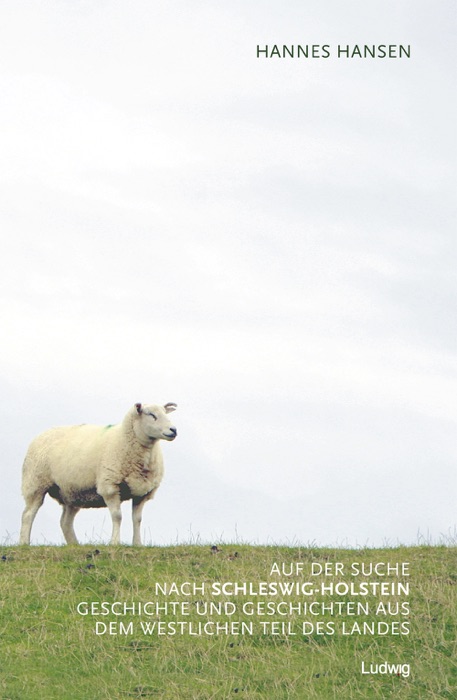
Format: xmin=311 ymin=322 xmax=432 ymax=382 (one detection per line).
xmin=0 ymin=1 xmax=455 ymax=547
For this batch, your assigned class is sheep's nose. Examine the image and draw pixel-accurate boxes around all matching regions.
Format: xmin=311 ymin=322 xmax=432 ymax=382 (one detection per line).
xmin=169 ymin=427 xmax=177 ymax=437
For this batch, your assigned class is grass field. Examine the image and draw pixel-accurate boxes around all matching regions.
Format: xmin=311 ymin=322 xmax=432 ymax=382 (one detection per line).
xmin=0 ymin=544 xmax=456 ymax=699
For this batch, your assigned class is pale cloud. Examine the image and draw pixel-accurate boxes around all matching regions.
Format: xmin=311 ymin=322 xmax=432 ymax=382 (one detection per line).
xmin=0 ymin=0 xmax=455 ymax=545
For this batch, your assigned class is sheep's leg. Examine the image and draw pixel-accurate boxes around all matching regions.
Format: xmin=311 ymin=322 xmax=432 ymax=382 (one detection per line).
xmin=20 ymin=491 xmax=45 ymax=545
xmin=102 ymin=493 xmax=123 ymax=545
xmin=132 ymin=493 xmax=155 ymax=546
xmin=60 ymin=505 xmax=80 ymax=544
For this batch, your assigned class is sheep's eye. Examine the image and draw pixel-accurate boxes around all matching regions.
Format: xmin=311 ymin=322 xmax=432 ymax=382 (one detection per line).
xmin=148 ymin=412 xmax=157 ymax=420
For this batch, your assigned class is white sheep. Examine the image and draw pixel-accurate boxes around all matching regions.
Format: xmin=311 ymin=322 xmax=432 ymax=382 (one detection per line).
xmin=19 ymin=402 xmax=177 ymax=546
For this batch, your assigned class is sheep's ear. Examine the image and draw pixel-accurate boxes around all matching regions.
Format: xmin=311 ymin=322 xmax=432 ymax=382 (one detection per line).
xmin=135 ymin=403 xmax=143 ymax=414
xmin=164 ymin=402 xmax=177 ymax=413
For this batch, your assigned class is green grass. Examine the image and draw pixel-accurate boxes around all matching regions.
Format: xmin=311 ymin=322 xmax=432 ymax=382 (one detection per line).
xmin=0 ymin=545 xmax=456 ymax=699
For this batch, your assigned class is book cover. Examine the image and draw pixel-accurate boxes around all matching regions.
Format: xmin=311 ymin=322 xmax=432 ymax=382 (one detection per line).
xmin=0 ymin=2 xmax=455 ymax=698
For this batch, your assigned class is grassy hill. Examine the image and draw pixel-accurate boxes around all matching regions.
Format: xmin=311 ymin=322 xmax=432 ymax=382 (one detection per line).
xmin=0 ymin=544 xmax=456 ymax=699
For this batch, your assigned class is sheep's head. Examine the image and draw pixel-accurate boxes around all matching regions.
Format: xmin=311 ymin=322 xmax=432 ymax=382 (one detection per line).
xmin=134 ymin=402 xmax=178 ymax=443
